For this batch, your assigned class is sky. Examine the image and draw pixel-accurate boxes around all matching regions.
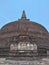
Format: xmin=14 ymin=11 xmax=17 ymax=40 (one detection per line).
xmin=0 ymin=0 xmax=49 ymax=32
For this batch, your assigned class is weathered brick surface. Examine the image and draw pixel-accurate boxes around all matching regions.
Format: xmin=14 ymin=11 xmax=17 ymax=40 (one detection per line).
xmin=0 ymin=11 xmax=49 ymax=59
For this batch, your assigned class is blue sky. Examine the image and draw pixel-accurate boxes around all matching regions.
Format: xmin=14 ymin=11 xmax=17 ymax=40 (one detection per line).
xmin=0 ymin=0 xmax=49 ymax=31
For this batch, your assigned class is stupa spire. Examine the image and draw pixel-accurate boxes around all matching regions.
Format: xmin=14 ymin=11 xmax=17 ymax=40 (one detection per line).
xmin=21 ymin=10 xmax=26 ymax=19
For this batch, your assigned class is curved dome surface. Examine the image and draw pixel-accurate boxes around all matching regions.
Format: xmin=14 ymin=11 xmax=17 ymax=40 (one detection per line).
xmin=1 ymin=20 xmax=48 ymax=33
xmin=1 ymin=10 xmax=48 ymax=35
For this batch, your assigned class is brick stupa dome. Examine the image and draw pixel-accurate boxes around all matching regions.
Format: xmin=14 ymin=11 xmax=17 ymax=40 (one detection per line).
xmin=0 ymin=11 xmax=49 ymax=59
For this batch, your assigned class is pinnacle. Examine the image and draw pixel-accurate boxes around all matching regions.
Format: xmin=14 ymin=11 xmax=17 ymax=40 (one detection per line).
xmin=21 ymin=10 xmax=27 ymax=19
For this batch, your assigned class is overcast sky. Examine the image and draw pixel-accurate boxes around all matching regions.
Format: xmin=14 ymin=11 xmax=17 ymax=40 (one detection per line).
xmin=0 ymin=0 xmax=49 ymax=32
